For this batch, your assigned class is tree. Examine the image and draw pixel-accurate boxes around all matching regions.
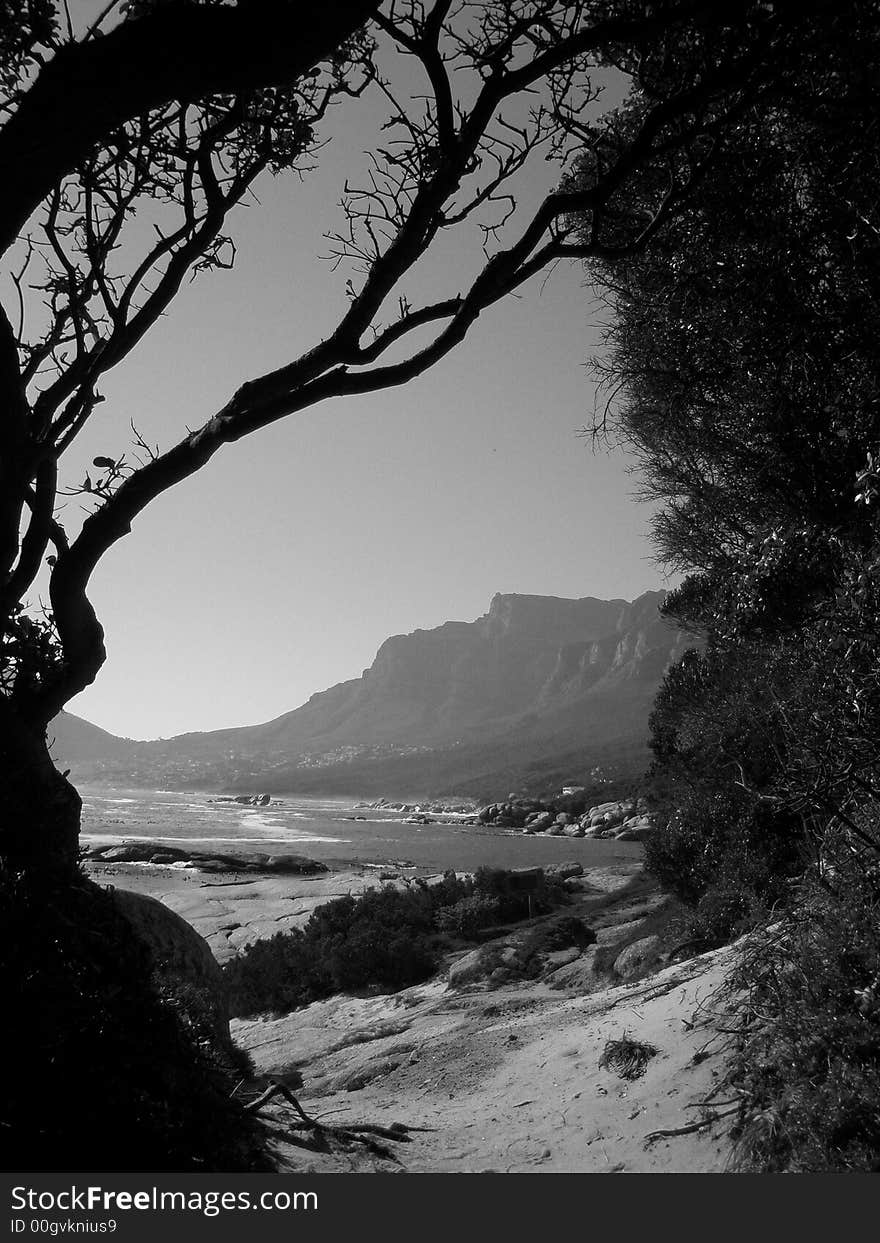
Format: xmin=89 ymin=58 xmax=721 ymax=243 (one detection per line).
xmin=580 ymin=0 xmax=880 ymax=925
xmin=0 ymin=0 xmax=817 ymax=873
xmin=583 ymin=0 xmax=880 ymax=591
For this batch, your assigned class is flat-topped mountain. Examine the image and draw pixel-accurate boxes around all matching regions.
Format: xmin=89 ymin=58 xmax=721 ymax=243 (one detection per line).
xmin=55 ymin=590 xmax=692 ymax=797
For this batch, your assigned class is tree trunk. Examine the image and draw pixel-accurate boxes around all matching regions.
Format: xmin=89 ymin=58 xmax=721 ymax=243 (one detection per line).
xmin=0 ymin=703 xmax=81 ymax=873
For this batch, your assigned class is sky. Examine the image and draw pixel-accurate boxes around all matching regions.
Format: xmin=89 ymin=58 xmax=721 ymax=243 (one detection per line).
xmin=18 ymin=5 xmax=678 ymax=741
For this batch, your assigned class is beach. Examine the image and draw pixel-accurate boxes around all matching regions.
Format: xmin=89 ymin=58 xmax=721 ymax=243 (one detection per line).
xmin=81 ymin=785 xmax=741 ymax=1174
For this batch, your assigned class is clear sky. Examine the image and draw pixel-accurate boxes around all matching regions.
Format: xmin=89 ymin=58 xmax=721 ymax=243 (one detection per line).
xmin=25 ymin=5 xmax=678 ymax=741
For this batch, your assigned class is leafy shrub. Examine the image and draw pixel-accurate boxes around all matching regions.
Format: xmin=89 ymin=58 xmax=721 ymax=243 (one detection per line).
xmin=731 ymin=843 xmax=880 ymax=1171
xmin=473 ymin=865 xmax=566 ymax=920
xmin=541 ymin=915 xmax=597 ymax=950
xmin=435 ymin=892 xmax=502 ymax=937
xmin=226 ymin=866 xmax=569 ymax=1016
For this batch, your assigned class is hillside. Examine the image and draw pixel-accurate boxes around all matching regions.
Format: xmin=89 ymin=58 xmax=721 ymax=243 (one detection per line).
xmin=55 ymin=590 xmax=691 ymax=797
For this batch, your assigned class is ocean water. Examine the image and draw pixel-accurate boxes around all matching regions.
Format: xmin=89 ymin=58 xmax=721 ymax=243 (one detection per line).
xmin=78 ymin=785 xmax=643 ymax=874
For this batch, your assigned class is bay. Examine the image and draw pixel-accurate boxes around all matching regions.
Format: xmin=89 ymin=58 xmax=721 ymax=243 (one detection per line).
xmin=78 ymin=785 xmax=643 ymax=874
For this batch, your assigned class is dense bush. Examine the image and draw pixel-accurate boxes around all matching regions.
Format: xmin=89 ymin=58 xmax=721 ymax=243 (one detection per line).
xmin=435 ymin=891 xmax=502 ymax=938
xmin=0 ymin=867 xmax=265 ymax=1172
xmin=518 ymin=915 xmax=597 ymax=965
xmin=580 ymin=0 xmax=880 ymax=1170
xmin=730 ymin=842 xmax=880 ymax=1171
xmin=225 ymin=867 xmax=568 ymax=1017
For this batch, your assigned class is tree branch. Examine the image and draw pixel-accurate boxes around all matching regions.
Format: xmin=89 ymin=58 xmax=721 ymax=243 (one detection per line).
xmin=0 ymin=1 xmax=381 ymax=254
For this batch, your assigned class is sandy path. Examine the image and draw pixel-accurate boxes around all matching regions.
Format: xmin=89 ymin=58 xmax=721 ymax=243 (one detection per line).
xmin=235 ymin=931 xmax=742 ymax=1173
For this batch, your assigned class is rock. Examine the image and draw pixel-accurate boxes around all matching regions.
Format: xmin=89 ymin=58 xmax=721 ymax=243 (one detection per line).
xmin=262 ymin=854 xmax=327 ymax=874
xmin=545 ymin=862 xmax=584 ymax=881
xmin=529 ymin=811 xmax=555 ymax=832
xmin=563 ymin=825 xmax=585 ymax=837
xmin=612 ymin=935 xmax=663 ymax=982
xmin=111 ymin=889 xmax=229 ymax=1045
xmin=616 ymin=821 xmax=653 ymax=842
xmin=448 ymin=947 xmax=495 ymax=987
xmin=555 ymin=812 xmax=573 ymax=825
xmin=545 ymin=824 xmax=563 ymax=836
xmin=544 ymin=946 xmax=600 ymax=991
xmin=255 ymin=793 xmax=271 ymax=807
xmin=197 ymin=858 xmax=235 ymax=872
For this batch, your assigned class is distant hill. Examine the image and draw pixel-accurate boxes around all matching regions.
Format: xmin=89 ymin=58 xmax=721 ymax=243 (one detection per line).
xmin=54 ymin=590 xmax=693 ymax=799
xmin=48 ymin=710 xmax=136 ymax=765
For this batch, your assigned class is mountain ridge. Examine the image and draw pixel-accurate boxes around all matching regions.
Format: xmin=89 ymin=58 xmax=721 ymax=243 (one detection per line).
xmin=54 ymin=589 xmax=691 ymax=797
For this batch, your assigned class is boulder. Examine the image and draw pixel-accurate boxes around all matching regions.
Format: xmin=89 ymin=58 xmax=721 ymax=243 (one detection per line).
xmin=555 ymin=812 xmax=573 ymax=825
xmin=111 ymin=889 xmax=229 ymax=1044
xmin=545 ymin=862 xmax=584 ymax=881
xmin=448 ymin=946 xmax=508 ymax=987
xmin=612 ymin=935 xmax=663 ymax=982
xmin=529 ymin=811 xmax=555 ymax=832
xmin=545 ymin=824 xmax=563 ymax=836
xmin=616 ymin=818 xmax=654 ymax=842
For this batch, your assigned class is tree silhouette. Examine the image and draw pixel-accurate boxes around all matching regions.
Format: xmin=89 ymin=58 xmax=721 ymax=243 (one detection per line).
xmin=0 ymin=0 xmax=813 ymax=871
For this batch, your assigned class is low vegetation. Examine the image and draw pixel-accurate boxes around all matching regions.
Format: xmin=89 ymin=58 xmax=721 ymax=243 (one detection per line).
xmin=224 ymin=868 xmax=567 ymax=1018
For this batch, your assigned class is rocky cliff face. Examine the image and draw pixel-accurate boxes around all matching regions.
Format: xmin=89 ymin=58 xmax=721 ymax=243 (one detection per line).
xmin=54 ymin=590 xmax=692 ymax=794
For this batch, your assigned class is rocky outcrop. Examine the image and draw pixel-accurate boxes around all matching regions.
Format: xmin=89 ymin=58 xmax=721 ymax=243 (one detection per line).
xmin=613 ymin=935 xmax=664 ymax=982
xmin=476 ymin=795 xmax=655 ymax=843
xmin=83 ymin=841 xmax=327 ymax=875
xmin=211 ymin=793 xmax=271 ymax=806
xmin=111 ymin=889 xmax=230 ymax=1044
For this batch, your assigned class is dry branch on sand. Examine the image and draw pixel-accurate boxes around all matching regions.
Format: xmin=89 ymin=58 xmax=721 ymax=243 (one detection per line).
xmin=238 ymin=1080 xmax=432 ymax=1164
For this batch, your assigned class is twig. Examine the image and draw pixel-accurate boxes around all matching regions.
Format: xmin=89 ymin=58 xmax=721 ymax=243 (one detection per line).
xmin=644 ymin=1106 xmax=739 ymax=1145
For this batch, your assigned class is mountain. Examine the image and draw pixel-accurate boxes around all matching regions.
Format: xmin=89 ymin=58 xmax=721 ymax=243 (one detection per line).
xmin=56 ymin=590 xmax=692 ymax=798
xmin=48 ymin=710 xmax=136 ymax=765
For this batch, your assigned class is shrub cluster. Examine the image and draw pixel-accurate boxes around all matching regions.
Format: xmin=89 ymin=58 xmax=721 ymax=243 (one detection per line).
xmin=730 ymin=842 xmax=880 ymax=1172
xmin=224 ymin=867 xmax=566 ymax=1017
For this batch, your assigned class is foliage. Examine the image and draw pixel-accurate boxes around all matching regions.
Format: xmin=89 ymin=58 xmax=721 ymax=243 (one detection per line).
xmin=519 ymin=914 xmax=596 ymax=957
xmin=435 ymin=891 xmax=503 ymax=939
xmin=580 ymin=0 xmax=880 ymax=1171
xmin=730 ymin=843 xmax=880 ymax=1172
xmin=225 ymin=867 xmax=568 ymax=1017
